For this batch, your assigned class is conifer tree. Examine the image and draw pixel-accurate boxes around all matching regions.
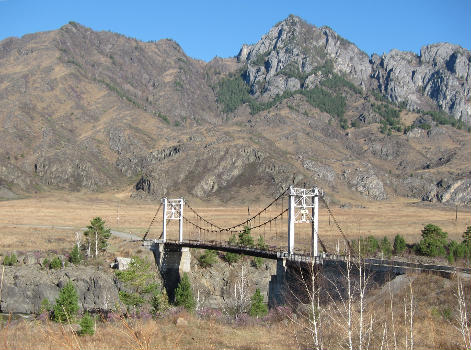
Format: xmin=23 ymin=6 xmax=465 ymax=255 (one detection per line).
xmin=83 ymin=217 xmax=111 ymax=258
xmin=175 ymin=273 xmax=195 ymax=311
xmin=249 ymin=288 xmax=268 ymax=317
xmin=53 ymin=281 xmax=79 ymax=323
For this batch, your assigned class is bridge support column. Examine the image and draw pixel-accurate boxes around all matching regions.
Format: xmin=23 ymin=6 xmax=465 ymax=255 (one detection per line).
xmin=152 ymin=243 xmax=191 ymax=302
xmin=162 ymin=198 xmax=167 ymax=242
xmin=288 ymin=186 xmax=295 ymax=255
xmin=269 ymin=258 xmax=287 ymax=307
xmin=312 ymin=188 xmax=318 ymax=257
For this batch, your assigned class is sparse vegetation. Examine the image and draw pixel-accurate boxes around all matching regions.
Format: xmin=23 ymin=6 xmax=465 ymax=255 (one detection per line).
xmin=393 ymin=234 xmax=407 ymax=254
xmin=198 ymin=249 xmax=218 ymax=268
xmin=53 ymin=281 xmax=79 ymax=323
xmin=2 ymin=252 xmax=17 ymax=266
xmin=301 ymin=87 xmax=346 ymax=119
xmin=78 ymin=312 xmax=95 ymax=336
xmin=239 ymin=226 xmax=254 ymax=247
xmin=115 ymin=256 xmax=159 ymax=312
xmin=249 ymin=288 xmax=268 ymax=317
xmin=175 ymin=273 xmax=196 ymax=311
xmin=83 ymin=217 xmax=111 ymax=258
xmin=69 ymin=244 xmax=82 ymax=265
xmin=49 ymin=256 xmax=62 ymax=270
xmin=416 ymin=224 xmax=448 ymax=257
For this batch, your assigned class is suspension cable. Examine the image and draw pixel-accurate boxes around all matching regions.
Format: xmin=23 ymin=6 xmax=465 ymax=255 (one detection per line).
xmin=185 ymin=201 xmax=223 ymax=230
xmin=320 ymin=195 xmax=351 ymax=252
xmin=143 ymin=202 xmax=162 ymax=241
xmin=221 ymin=186 xmax=290 ymax=231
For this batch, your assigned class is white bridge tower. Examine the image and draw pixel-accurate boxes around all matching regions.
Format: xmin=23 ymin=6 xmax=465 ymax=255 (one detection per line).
xmin=288 ymin=186 xmax=320 ymax=256
xmin=162 ymin=197 xmax=184 ymax=242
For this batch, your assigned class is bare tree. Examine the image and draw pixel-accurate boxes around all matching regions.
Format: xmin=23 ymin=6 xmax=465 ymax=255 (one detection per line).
xmin=456 ymin=275 xmax=471 ymax=349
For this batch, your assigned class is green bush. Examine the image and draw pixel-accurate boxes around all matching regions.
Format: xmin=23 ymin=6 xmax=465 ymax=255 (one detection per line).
xmin=40 ymin=298 xmax=52 ymax=315
xmin=463 ymin=226 xmax=471 ymax=247
xmin=2 ymin=255 xmax=10 ymax=266
xmin=320 ymin=72 xmax=362 ymax=94
xmin=151 ymin=289 xmax=170 ymax=314
xmin=115 ymin=256 xmax=159 ymax=312
xmin=417 ymin=224 xmax=448 ymax=257
xmin=53 ymin=281 xmax=79 ymax=323
xmin=175 ymin=273 xmax=195 ymax=311
xmin=2 ymin=253 xmax=17 ymax=266
xmin=69 ymin=245 xmax=82 ymax=265
xmin=79 ymin=312 xmax=95 ymax=336
xmin=257 ymin=235 xmax=267 ymax=250
xmin=42 ymin=258 xmax=50 ymax=268
xmin=118 ymin=291 xmax=144 ymax=309
xmin=49 ymin=256 xmax=62 ymax=270
xmin=249 ymin=288 xmax=268 ymax=317
xmin=239 ymin=226 xmax=254 ymax=247
xmin=393 ymin=234 xmax=407 ymax=254
xmin=380 ymin=237 xmax=392 ymax=258
xmin=252 ymin=256 xmax=264 ymax=269
xmin=301 ymin=87 xmax=346 ymax=119
xmin=198 ymin=250 xmax=218 ymax=268
xmin=224 ymin=252 xmax=240 ymax=265
xmin=216 ymin=73 xmax=251 ymax=113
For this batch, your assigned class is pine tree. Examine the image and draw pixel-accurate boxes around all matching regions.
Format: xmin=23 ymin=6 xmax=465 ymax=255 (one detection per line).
xmin=83 ymin=217 xmax=111 ymax=258
xmin=175 ymin=273 xmax=195 ymax=311
xmin=70 ymin=244 xmax=82 ymax=264
xmin=239 ymin=226 xmax=254 ymax=247
xmin=463 ymin=226 xmax=471 ymax=247
xmin=393 ymin=234 xmax=407 ymax=254
xmin=79 ymin=312 xmax=95 ymax=336
xmin=53 ymin=281 xmax=79 ymax=323
xmin=249 ymin=288 xmax=267 ymax=317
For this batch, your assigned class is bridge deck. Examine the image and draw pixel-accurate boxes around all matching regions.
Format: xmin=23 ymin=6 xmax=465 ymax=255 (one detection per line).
xmin=143 ymin=239 xmax=471 ymax=276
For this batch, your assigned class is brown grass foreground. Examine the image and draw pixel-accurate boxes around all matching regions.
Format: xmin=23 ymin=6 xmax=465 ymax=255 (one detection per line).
xmin=0 ymin=273 xmax=470 ymax=350
xmin=1 ymin=312 xmax=296 ymax=350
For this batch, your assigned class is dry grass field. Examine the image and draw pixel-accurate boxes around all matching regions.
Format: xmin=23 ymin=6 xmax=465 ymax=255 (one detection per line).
xmin=0 ymin=191 xmax=470 ymax=255
xmin=0 ymin=274 xmax=469 ymax=350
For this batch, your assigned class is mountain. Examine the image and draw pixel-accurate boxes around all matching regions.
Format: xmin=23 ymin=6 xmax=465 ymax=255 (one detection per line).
xmin=0 ymin=16 xmax=470 ymax=205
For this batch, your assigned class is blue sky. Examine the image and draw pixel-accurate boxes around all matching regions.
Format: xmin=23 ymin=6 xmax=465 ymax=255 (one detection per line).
xmin=0 ymin=0 xmax=469 ymax=61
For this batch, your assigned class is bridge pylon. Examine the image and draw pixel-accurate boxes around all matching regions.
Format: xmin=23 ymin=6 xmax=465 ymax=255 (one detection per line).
xmin=288 ymin=186 xmax=320 ymax=257
xmin=162 ymin=197 xmax=184 ymax=242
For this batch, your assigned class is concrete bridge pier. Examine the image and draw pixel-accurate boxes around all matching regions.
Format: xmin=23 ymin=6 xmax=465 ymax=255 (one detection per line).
xmin=268 ymin=258 xmax=287 ymax=307
xmin=151 ymin=243 xmax=191 ymax=302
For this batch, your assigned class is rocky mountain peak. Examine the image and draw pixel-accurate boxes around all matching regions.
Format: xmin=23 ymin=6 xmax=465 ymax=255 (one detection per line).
xmin=236 ymin=16 xmax=470 ymax=123
xmin=237 ymin=15 xmax=371 ymax=99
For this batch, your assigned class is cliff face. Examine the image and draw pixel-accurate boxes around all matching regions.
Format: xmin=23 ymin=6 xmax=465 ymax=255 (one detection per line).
xmin=372 ymin=43 xmax=471 ymax=122
xmin=238 ymin=15 xmax=470 ymax=122
xmin=0 ymin=17 xmax=469 ymax=205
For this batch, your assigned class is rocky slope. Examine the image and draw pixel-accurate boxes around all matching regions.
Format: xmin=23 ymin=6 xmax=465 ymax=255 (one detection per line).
xmin=0 ymin=16 xmax=469 ymax=205
xmin=239 ymin=15 xmax=470 ymax=122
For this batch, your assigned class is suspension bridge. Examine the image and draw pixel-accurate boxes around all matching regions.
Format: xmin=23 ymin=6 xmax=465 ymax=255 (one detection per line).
xmin=142 ymin=186 xmax=334 ymax=262
xmin=140 ymin=185 xmax=471 ymax=275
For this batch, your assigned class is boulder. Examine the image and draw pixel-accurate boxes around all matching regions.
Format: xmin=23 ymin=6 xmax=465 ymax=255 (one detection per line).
xmin=111 ymin=257 xmax=132 ymax=270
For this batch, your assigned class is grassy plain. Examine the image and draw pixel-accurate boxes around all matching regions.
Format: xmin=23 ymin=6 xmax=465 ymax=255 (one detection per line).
xmin=0 ymin=191 xmax=469 ymax=255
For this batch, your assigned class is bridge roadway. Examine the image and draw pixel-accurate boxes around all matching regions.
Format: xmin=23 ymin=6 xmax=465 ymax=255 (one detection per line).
xmin=144 ymin=239 xmax=471 ymax=276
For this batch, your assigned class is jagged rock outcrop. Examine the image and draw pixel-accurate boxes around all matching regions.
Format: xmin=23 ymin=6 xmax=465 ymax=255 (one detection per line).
xmin=372 ymin=43 xmax=471 ymax=123
xmin=0 ymin=265 xmax=121 ymax=314
xmin=342 ymin=164 xmax=388 ymax=200
xmin=238 ymin=15 xmax=371 ymax=97
xmin=238 ymin=15 xmax=470 ymax=123
xmin=423 ymin=178 xmax=471 ymax=205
